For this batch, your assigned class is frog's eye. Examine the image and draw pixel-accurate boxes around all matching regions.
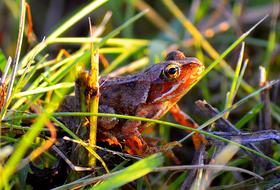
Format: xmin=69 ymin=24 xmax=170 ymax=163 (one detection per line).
xmin=162 ymin=63 xmax=181 ymax=81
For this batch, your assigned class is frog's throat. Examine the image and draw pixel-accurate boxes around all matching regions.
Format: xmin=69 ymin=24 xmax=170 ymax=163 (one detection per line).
xmin=151 ymin=80 xmax=183 ymax=103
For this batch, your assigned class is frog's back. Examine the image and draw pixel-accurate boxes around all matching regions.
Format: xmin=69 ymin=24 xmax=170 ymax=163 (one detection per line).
xmin=98 ymin=63 xmax=166 ymax=115
xmin=99 ymin=76 xmax=150 ymax=115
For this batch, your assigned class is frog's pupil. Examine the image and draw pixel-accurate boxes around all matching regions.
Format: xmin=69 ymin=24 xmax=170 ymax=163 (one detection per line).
xmin=168 ymin=67 xmax=177 ymax=75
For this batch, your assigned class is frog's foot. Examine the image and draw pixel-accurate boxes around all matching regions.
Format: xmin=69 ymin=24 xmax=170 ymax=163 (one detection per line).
xmin=98 ymin=130 xmax=122 ymax=147
xmin=124 ymin=135 xmax=159 ymax=156
xmin=192 ymin=132 xmax=208 ymax=150
xmin=125 ymin=136 xmax=181 ymax=156
xmin=125 ymin=135 xmax=146 ymax=155
xmin=160 ymin=141 xmax=182 ymax=151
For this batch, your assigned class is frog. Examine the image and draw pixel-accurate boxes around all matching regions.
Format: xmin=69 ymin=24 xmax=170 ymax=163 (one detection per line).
xmin=60 ymin=50 xmax=205 ymax=156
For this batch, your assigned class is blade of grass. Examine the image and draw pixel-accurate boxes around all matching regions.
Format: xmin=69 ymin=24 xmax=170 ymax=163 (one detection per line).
xmin=102 ymin=46 xmax=140 ymax=75
xmin=235 ymin=103 xmax=264 ymax=129
xmin=52 ymin=153 xmax=163 ymax=190
xmin=13 ymin=39 xmax=46 ymax=93
xmin=132 ymin=0 xmax=177 ymax=39
xmin=99 ymin=47 xmax=126 ymax=54
xmin=123 ymin=0 xmax=135 ymax=38
xmin=271 ymin=103 xmax=280 ymax=123
xmin=109 ymin=57 xmax=149 ymax=77
xmin=13 ymin=82 xmax=74 ymax=98
xmin=168 ymin=172 xmax=187 ymax=190
xmin=200 ymin=144 xmax=240 ymax=189
xmin=224 ymin=42 xmax=245 ymax=118
xmin=16 ymin=54 xmax=48 ymax=86
xmin=48 ymin=37 xmax=149 ymax=47
xmin=263 ymin=1 xmax=279 ymax=71
xmin=234 ymin=59 xmax=249 ymax=96
xmin=91 ymin=153 xmax=163 ymax=190
xmin=11 ymin=51 xmax=86 ymax=111
xmin=0 ymin=57 xmax=12 ymax=84
xmin=95 ymin=9 xmax=149 ymax=49
xmin=153 ymin=165 xmax=262 ymax=180
xmin=88 ymin=20 xmax=100 ymax=166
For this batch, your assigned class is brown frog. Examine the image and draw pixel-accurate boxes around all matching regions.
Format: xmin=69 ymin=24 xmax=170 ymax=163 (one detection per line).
xmin=60 ymin=50 xmax=205 ymax=156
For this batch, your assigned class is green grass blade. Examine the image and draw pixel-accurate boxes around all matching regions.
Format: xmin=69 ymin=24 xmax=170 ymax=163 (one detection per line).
xmin=95 ymin=9 xmax=149 ymax=49
xmin=224 ymin=42 xmax=245 ymax=118
xmin=102 ymin=47 xmax=140 ymax=75
xmin=235 ymin=103 xmax=264 ymax=129
xmin=92 ymin=153 xmax=163 ymax=190
xmin=271 ymin=103 xmax=280 ymax=123
xmin=234 ymin=59 xmax=249 ymax=96
xmin=13 ymin=82 xmax=74 ymax=98
xmin=48 ymin=37 xmax=149 ymax=46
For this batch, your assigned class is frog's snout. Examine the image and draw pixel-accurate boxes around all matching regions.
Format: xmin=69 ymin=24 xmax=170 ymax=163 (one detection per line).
xmin=195 ymin=60 xmax=205 ymax=75
xmin=183 ymin=57 xmax=204 ymax=72
xmin=180 ymin=58 xmax=204 ymax=81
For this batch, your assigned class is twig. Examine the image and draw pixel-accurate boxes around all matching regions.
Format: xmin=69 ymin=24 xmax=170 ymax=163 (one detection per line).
xmin=259 ymin=66 xmax=272 ymax=130
xmin=63 ymin=136 xmax=141 ymax=161
xmin=181 ymin=145 xmax=206 ymax=190
xmin=52 ymin=145 xmax=94 ymax=172
xmin=195 ymin=100 xmax=240 ymax=133
xmin=207 ymin=130 xmax=280 ymax=144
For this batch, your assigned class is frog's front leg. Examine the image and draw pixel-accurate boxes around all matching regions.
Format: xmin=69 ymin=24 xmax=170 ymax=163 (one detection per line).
xmin=121 ymin=120 xmax=146 ymax=155
xmin=170 ymin=104 xmax=207 ymax=150
xmin=121 ymin=120 xmax=159 ymax=155
xmin=97 ymin=105 xmax=121 ymax=146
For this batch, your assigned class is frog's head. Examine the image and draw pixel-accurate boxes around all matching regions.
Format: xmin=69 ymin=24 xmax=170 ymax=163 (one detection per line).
xmin=147 ymin=50 xmax=204 ymax=104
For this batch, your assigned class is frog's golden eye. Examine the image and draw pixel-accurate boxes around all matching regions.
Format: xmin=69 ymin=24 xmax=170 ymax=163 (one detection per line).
xmin=162 ymin=63 xmax=181 ymax=81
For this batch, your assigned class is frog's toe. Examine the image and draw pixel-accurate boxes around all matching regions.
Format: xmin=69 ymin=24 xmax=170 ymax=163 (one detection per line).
xmin=192 ymin=132 xmax=208 ymax=150
xmin=98 ymin=105 xmax=119 ymax=129
xmin=125 ymin=136 xmax=146 ymax=155
xmin=98 ymin=131 xmax=122 ymax=147
xmin=125 ymin=136 xmax=166 ymax=156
